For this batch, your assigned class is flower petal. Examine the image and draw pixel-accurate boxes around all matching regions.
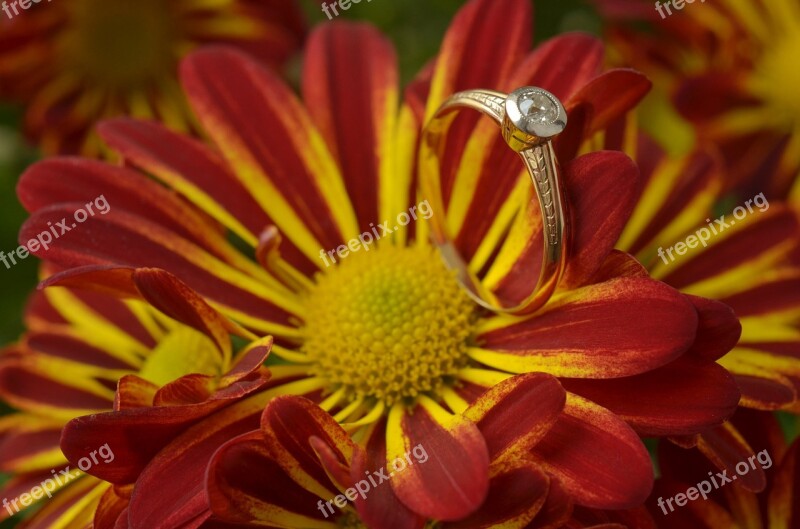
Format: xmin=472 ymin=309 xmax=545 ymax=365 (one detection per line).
xmin=768 ymin=439 xmax=800 ymax=526
xmin=302 ymin=22 xmax=399 ymax=232
xmin=463 ymin=373 xmax=565 ymax=462
xmin=561 ymin=356 xmax=739 ymax=437
xmin=474 ymin=277 xmax=697 ymax=378
xmin=443 ymin=458 xmax=549 ymax=529
xmin=531 ymin=393 xmax=654 ymax=509
xmin=386 ymin=398 xmax=490 ymax=521
xmin=180 ymin=47 xmax=359 ymax=258
xmin=97 ymin=119 xmax=274 ymax=249
xmin=352 ymin=420 xmax=426 ymax=529
xmin=261 ymin=395 xmax=356 ymax=502
xmin=207 ymin=431 xmax=330 ymax=527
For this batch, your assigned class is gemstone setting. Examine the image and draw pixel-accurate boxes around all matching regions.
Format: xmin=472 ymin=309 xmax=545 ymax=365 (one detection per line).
xmin=504 ymin=87 xmax=567 ymax=142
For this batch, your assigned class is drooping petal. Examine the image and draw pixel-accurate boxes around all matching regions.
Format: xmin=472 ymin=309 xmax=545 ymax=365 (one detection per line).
xmin=352 ymin=420 xmax=426 ymax=529
xmin=561 ymin=356 xmax=739 ymax=437
xmin=60 ymin=339 xmax=274 ymax=485
xmin=443 ymin=458 xmax=549 ymax=529
xmin=531 ymin=393 xmax=654 ymax=509
xmin=463 ymin=373 xmax=565 ymax=462
xmin=207 ymin=431 xmax=332 ymax=528
xmin=261 ymin=396 xmax=356 ymax=502
xmin=386 ymin=398 xmax=490 ymax=521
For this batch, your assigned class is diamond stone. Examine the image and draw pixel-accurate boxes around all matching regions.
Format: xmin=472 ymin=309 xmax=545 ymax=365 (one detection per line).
xmin=518 ymin=91 xmax=559 ymax=125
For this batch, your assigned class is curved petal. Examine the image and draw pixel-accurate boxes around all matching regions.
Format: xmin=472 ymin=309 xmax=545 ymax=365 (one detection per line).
xmin=473 ymin=277 xmax=697 ymax=378
xmin=685 ymin=295 xmax=742 ymax=361
xmin=531 ymin=393 xmax=654 ymax=509
xmin=443 ymin=458 xmax=549 ymax=529
xmin=97 ymin=119 xmax=276 ymax=251
xmin=352 ymin=420 xmax=426 ymax=529
xmin=21 ymin=207 xmax=302 ymax=336
xmin=207 ymin=431 xmax=331 ymax=528
xmin=561 ymin=356 xmax=739 ymax=437
xmin=261 ymin=396 xmax=356 ymax=502
xmin=463 ymin=373 xmax=565 ymax=462
xmin=484 ymin=151 xmax=641 ymax=303
xmin=386 ymin=398 xmax=490 ymax=521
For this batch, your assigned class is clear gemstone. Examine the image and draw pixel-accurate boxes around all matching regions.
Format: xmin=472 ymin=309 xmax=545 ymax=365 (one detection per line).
xmin=518 ymin=92 xmax=559 ymax=125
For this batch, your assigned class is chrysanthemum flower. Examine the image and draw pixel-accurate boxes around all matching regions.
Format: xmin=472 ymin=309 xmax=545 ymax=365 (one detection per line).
xmin=648 ymin=409 xmax=795 ymax=528
xmin=0 ymin=0 xmax=305 ymax=156
xmin=17 ymin=0 xmax=744 ymax=526
xmin=0 ymin=268 xmax=272 ymax=528
xmin=591 ymin=0 xmax=800 ymax=199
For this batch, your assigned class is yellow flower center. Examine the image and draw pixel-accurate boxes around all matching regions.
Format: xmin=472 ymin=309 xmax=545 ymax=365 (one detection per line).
xmin=138 ymin=328 xmax=221 ymax=386
xmin=302 ymin=244 xmax=476 ymax=407
xmin=748 ymin=31 xmax=800 ymax=129
xmin=65 ymin=0 xmax=177 ymax=86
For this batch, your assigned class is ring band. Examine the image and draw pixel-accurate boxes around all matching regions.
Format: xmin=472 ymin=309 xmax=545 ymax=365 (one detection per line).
xmin=420 ymin=87 xmax=569 ymax=315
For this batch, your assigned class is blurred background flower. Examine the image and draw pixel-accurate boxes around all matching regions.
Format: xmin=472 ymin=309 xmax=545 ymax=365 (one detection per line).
xmin=0 ymin=0 xmax=306 ymax=157
xmin=591 ymin=0 xmax=800 ymax=201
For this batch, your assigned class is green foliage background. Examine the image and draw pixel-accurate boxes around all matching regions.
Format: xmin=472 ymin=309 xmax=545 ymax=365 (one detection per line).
xmin=0 ymin=1 xmax=596 ymax=526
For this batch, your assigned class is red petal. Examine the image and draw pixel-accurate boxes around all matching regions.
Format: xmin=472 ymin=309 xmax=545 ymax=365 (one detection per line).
xmin=561 ymin=356 xmax=739 ymax=437
xmin=387 ymin=400 xmax=490 ymax=521
xmin=444 ymin=458 xmax=549 ymax=529
xmin=352 ymin=420 xmax=426 ymax=529
xmin=464 ymin=373 xmax=565 ymax=462
xmin=560 ymin=151 xmax=641 ymax=288
xmin=207 ymin=431 xmax=324 ymax=526
xmin=531 ymin=394 xmax=654 ymax=509
xmin=302 ymin=22 xmax=398 ymax=232
xmin=685 ymin=295 xmax=741 ymax=361
xmin=476 ymin=277 xmax=697 ymax=378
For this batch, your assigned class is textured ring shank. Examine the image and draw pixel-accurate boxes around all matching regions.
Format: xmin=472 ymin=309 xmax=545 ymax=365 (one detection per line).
xmin=420 ymin=89 xmax=569 ymax=315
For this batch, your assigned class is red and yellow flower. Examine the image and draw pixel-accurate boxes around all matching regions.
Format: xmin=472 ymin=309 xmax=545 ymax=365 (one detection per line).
xmin=592 ymin=0 xmax=800 ymax=199
xmin=10 ymin=0 xmax=751 ymax=526
xmin=0 ymin=0 xmax=306 ymax=156
xmin=648 ymin=409 xmax=798 ymax=528
xmin=0 ymin=268 xmax=273 ymax=528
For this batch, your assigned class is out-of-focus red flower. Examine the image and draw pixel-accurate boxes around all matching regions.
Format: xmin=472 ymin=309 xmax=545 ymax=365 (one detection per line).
xmin=592 ymin=0 xmax=800 ymax=200
xmin=0 ymin=0 xmax=305 ymax=156
xmin=648 ymin=409 xmax=796 ymax=529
